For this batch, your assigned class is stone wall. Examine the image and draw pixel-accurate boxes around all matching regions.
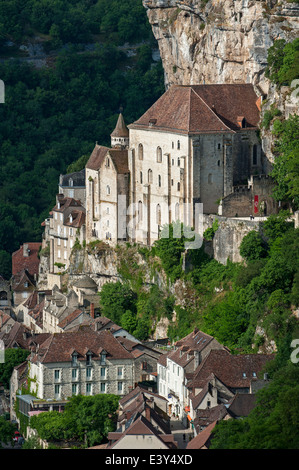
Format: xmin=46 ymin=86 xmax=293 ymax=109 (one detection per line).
xmin=203 ymin=214 xmax=262 ymax=264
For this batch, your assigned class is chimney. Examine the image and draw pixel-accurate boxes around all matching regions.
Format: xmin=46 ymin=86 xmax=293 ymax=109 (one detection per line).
xmin=90 ymin=303 xmax=95 ymax=319
xmin=23 ymin=243 xmax=29 ymax=257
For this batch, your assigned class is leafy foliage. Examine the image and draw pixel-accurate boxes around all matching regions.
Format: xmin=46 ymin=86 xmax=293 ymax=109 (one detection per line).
xmin=0 ymin=24 xmax=164 ymax=279
xmin=265 ymin=38 xmax=299 ymax=87
xmin=0 ymin=348 xmax=29 ymax=388
xmin=30 ymin=394 xmax=119 ymax=447
xmin=270 ymin=115 xmax=299 ymax=209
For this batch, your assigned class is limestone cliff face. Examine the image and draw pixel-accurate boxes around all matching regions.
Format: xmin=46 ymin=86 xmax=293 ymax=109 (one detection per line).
xmin=143 ymin=0 xmax=299 ymax=92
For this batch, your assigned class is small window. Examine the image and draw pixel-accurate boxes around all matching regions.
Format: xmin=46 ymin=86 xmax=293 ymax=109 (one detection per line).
xmin=208 ymin=174 xmax=213 ymax=184
xmin=72 ymin=383 xmax=78 ymax=395
xmin=140 ymin=171 xmax=143 ymax=184
xmin=106 ymin=157 xmax=110 ymax=167
xmin=157 ymin=146 xmax=162 ymax=163
xmin=177 ymin=182 xmax=180 ymax=192
xmin=101 ymin=382 xmax=106 ymax=393
xmin=177 ymin=140 xmax=180 ymax=150
xmin=101 ymin=367 xmax=106 ymax=378
xmin=158 ymin=174 xmax=161 ymax=187
xmin=69 ymin=178 xmax=73 ymax=187
xmin=138 ymin=143 xmax=143 ymax=160
xmin=148 ymin=169 xmax=153 ymax=184
xmin=106 ymin=185 xmax=110 ymax=195
xmin=218 ymin=143 xmax=221 ymax=150
xmin=54 ymin=370 xmax=60 ymax=380
xmin=177 ymin=158 xmax=180 ymax=167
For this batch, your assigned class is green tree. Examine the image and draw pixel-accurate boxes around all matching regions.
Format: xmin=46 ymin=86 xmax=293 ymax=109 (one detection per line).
xmin=239 ymin=230 xmax=268 ymax=262
xmin=0 ymin=416 xmax=16 ymax=448
xmin=99 ymin=281 xmax=137 ymax=325
xmin=0 ymin=349 xmax=29 ymax=388
xmin=271 ymin=115 xmax=299 ymax=209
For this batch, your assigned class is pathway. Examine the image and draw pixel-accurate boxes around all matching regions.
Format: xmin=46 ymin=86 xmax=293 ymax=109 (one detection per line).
xmin=170 ymin=417 xmax=194 ymax=449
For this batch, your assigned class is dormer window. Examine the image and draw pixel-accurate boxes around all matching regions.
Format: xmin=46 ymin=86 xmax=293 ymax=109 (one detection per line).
xmin=86 ymin=352 xmax=92 ymax=366
xmin=69 ymin=214 xmax=73 ymax=224
xmin=101 ymin=351 xmax=107 ymax=365
xmin=72 ymin=352 xmax=78 ymax=367
xmin=69 ymin=178 xmax=73 ymax=187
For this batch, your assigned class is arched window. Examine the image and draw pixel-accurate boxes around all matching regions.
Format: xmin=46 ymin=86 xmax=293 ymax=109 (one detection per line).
xmin=138 ymin=143 xmax=143 ymax=160
xmin=156 ymin=204 xmax=161 ymax=226
xmin=138 ymin=200 xmax=143 ymax=223
xmin=252 ymin=144 xmax=257 ymax=166
xmin=148 ymin=169 xmax=153 ymax=184
xmin=157 ymin=146 xmax=162 ymax=163
xmin=158 ymin=174 xmax=161 ymax=187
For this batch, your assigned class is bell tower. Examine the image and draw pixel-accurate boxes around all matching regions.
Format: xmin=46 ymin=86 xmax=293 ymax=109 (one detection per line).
xmin=110 ymin=113 xmax=129 ymax=149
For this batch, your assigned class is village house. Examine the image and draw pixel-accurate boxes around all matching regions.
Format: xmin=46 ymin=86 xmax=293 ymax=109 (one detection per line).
xmin=157 ymin=328 xmax=226 ymax=423
xmin=103 ymin=385 xmax=176 ymax=449
xmin=48 ymin=195 xmax=86 ymax=274
xmin=106 ymin=414 xmax=177 ymax=450
xmin=0 ymin=276 xmax=12 ymax=315
xmin=186 ymin=349 xmax=273 ymax=428
xmin=115 ymin=336 xmax=163 ymax=387
xmin=58 ymin=169 xmax=86 ymax=206
xmin=26 ymin=326 xmax=135 ymax=401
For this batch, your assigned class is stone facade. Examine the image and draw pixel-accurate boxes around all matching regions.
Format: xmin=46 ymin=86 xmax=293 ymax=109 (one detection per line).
xmin=49 ymin=195 xmax=86 ymax=273
xmin=27 ymin=328 xmax=135 ymax=400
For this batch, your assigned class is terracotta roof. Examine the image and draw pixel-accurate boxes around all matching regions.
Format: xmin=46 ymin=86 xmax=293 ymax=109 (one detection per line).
xmin=227 ymin=393 xmax=256 ymax=418
xmin=30 ymin=326 xmax=133 ymax=364
xmin=57 ymin=309 xmax=83 ymax=329
xmin=107 ymin=149 xmax=129 ymax=174
xmin=129 ymin=84 xmax=260 ymax=135
xmin=108 ymin=414 xmax=177 ymax=449
xmin=12 ymin=243 xmax=41 ymax=276
xmin=64 ymin=209 xmax=86 ymax=228
xmin=190 ymin=349 xmax=274 ymax=392
xmin=186 ymin=421 xmax=217 ymax=449
xmin=0 ymin=322 xmax=31 ymax=349
xmin=194 ymin=404 xmax=229 ymax=431
xmin=86 ymin=145 xmax=110 ymax=170
xmin=11 ymin=269 xmax=36 ymax=292
xmin=158 ymin=328 xmax=220 ymax=368
xmin=52 ymin=197 xmax=83 ymax=213
xmin=111 ymin=113 xmax=129 ymax=137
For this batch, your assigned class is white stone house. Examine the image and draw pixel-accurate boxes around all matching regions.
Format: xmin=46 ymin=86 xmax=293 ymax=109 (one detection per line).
xmin=157 ymin=329 xmax=226 ymax=423
xmin=49 ymin=195 xmax=86 ymax=273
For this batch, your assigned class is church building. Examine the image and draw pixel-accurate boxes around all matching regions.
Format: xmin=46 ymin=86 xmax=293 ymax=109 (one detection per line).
xmin=85 ymin=84 xmax=266 ymax=246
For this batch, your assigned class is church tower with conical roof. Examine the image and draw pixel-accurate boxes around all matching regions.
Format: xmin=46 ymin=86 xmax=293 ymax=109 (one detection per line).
xmin=110 ymin=113 xmax=129 ymax=149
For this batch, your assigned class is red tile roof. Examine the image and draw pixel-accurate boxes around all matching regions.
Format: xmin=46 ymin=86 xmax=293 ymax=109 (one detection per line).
xmin=30 ymin=326 xmax=134 ymax=364
xmin=129 ymin=84 xmax=260 ymax=135
xmin=190 ymin=349 xmax=274 ymax=392
xmin=12 ymin=243 xmax=41 ymax=276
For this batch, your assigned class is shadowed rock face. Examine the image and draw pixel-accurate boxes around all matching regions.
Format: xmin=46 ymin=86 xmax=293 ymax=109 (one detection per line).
xmin=143 ymin=0 xmax=299 ymax=91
